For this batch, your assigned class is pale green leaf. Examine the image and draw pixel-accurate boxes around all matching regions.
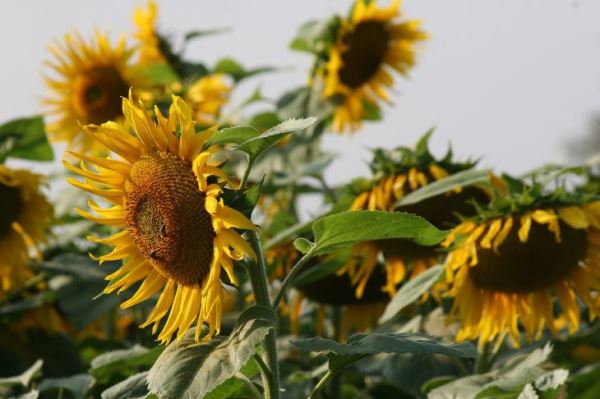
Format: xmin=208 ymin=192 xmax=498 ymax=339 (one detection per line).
xmin=379 ymin=265 xmax=444 ymax=323
xmin=395 ymin=169 xmax=490 ymax=208
xmin=147 ymin=306 xmax=274 ymax=399
xmin=0 ymin=359 xmax=43 ymax=388
xmin=311 ymin=210 xmax=448 ymax=255
xmin=91 ymin=345 xmax=163 ymax=384
xmin=101 ymin=372 xmax=149 ymax=399
xmin=130 ymin=62 xmax=179 ymax=85
xmin=294 ymin=333 xmax=477 ymax=374
xmin=39 ymin=374 xmax=94 ymax=399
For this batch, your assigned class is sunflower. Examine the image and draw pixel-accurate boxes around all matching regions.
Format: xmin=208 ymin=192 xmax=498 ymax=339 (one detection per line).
xmin=43 ymin=31 xmax=135 ymax=153
xmin=281 ymin=252 xmax=388 ymax=339
xmin=322 ymin=0 xmax=427 ymax=132
xmin=186 ymin=74 xmax=232 ymax=126
xmin=132 ymin=0 xmax=165 ymax=64
xmin=65 ymin=94 xmax=256 ymax=343
xmin=0 ymin=166 xmax=53 ymax=296
xmin=340 ymin=163 xmax=489 ymax=299
xmin=443 ymin=203 xmax=600 ymax=348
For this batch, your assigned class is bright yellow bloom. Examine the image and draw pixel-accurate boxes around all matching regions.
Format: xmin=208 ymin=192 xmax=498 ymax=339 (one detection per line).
xmin=340 ymin=165 xmax=487 ymax=298
xmin=0 ymin=166 xmax=53 ymax=296
xmin=323 ymin=0 xmax=427 ymax=132
xmin=66 ymin=94 xmax=256 ymax=343
xmin=43 ymin=31 xmax=135 ymax=153
xmin=443 ymin=204 xmax=600 ymax=348
xmin=186 ymin=74 xmax=232 ymax=125
xmin=132 ymin=0 xmax=165 ymax=64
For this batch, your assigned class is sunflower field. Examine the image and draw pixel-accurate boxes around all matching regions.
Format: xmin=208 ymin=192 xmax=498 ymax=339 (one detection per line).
xmin=2 ymin=1 xmax=600 ymax=398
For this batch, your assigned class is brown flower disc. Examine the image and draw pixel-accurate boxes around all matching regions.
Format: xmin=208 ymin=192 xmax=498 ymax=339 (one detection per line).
xmin=339 ymin=22 xmax=390 ymax=88
xmin=0 ymin=183 xmax=22 ymax=238
xmin=73 ymin=66 xmax=129 ymax=124
xmin=125 ymin=152 xmax=215 ymax=286
xmin=469 ymin=220 xmax=588 ymax=293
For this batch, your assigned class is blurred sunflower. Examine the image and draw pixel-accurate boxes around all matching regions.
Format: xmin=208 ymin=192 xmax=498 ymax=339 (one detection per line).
xmin=65 ymin=94 xmax=256 ymax=343
xmin=132 ymin=0 xmax=165 ymax=64
xmin=444 ymin=202 xmax=600 ymax=347
xmin=0 ymin=166 xmax=53 ymax=296
xmin=291 ymin=260 xmax=388 ymax=339
xmin=322 ymin=0 xmax=427 ymax=132
xmin=339 ymin=136 xmax=490 ymax=298
xmin=43 ymin=31 xmax=134 ymax=153
xmin=186 ymin=74 xmax=232 ymax=126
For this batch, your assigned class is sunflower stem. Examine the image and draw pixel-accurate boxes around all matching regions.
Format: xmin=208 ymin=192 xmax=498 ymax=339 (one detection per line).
xmin=247 ymin=231 xmax=280 ymax=399
xmin=272 ymin=249 xmax=316 ymax=311
xmin=239 ymin=159 xmax=254 ymax=191
xmin=308 ymin=369 xmax=335 ymax=399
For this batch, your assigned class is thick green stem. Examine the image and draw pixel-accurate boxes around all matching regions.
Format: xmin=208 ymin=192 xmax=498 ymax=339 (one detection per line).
xmin=247 ymin=231 xmax=280 ymax=399
xmin=272 ymin=249 xmax=315 ymax=310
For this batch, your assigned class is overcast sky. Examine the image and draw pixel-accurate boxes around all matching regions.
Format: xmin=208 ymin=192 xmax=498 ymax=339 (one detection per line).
xmin=2 ymin=0 xmax=600 ymax=186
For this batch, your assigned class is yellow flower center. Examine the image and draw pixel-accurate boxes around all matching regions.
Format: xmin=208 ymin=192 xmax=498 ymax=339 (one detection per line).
xmin=470 ymin=220 xmax=587 ymax=292
xmin=339 ymin=22 xmax=390 ymax=88
xmin=73 ymin=66 xmax=129 ymax=124
xmin=0 ymin=183 xmax=21 ymax=238
xmin=125 ymin=152 xmax=215 ymax=286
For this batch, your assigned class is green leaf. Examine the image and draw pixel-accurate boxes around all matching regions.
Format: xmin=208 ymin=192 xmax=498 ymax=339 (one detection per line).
xmin=10 ymin=391 xmax=39 ymax=399
xmin=379 ymin=265 xmax=444 ymax=323
xmin=310 ymin=210 xmax=448 ymax=255
xmin=91 ymin=345 xmax=163 ymax=384
xmin=294 ymin=237 xmax=314 ymax=254
xmin=395 ymin=169 xmax=491 ymax=208
xmin=101 ymin=372 xmax=149 ymax=399
xmin=0 ymin=117 xmax=53 ymax=162
xmin=290 ymin=19 xmax=332 ymax=53
xmin=208 ymin=126 xmax=260 ymax=147
xmin=0 ymin=359 xmax=43 ymax=388
xmin=38 ymin=374 xmax=94 ymax=399
xmin=247 ymin=112 xmax=281 ymax=131
xmin=147 ymin=306 xmax=274 ymax=399
xmin=130 ymin=62 xmax=179 ymax=85
xmin=37 ymin=254 xmax=120 ymax=330
xmin=203 ymin=359 xmax=261 ymax=399
xmin=276 ymin=87 xmax=310 ymax=120
xmin=184 ymin=27 xmax=231 ymax=42
xmin=237 ymin=117 xmax=317 ymax=161
xmin=429 ymin=344 xmax=565 ymax=399
xmin=294 ymin=333 xmax=477 ymax=374
xmin=214 ymin=57 xmax=276 ymax=82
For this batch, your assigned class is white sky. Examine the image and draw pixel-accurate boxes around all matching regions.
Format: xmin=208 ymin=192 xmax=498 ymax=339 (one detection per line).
xmin=1 ymin=0 xmax=600 ymax=186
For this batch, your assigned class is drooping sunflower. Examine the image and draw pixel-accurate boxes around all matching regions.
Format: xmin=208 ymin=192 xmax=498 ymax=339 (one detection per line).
xmin=185 ymin=74 xmax=232 ymax=126
xmin=43 ymin=31 xmax=135 ymax=153
xmin=65 ymin=94 xmax=256 ymax=343
xmin=0 ymin=166 xmax=53 ymax=296
xmin=291 ymin=259 xmax=388 ymax=339
xmin=339 ymin=136 xmax=491 ymax=299
xmin=132 ymin=0 xmax=165 ymax=64
xmin=322 ymin=0 xmax=427 ymax=132
xmin=443 ymin=201 xmax=600 ymax=348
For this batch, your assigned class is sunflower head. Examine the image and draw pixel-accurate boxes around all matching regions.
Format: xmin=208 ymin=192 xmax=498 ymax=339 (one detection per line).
xmin=66 ymin=93 xmax=257 ymax=343
xmin=316 ymin=0 xmax=427 ymax=132
xmin=43 ymin=31 xmax=134 ymax=153
xmin=339 ymin=133 xmax=489 ymax=298
xmin=0 ymin=166 xmax=53 ymax=296
xmin=185 ymin=74 xmax=231 ymax=126
xmin=443 ymin=170 xmax=600 ymax=348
